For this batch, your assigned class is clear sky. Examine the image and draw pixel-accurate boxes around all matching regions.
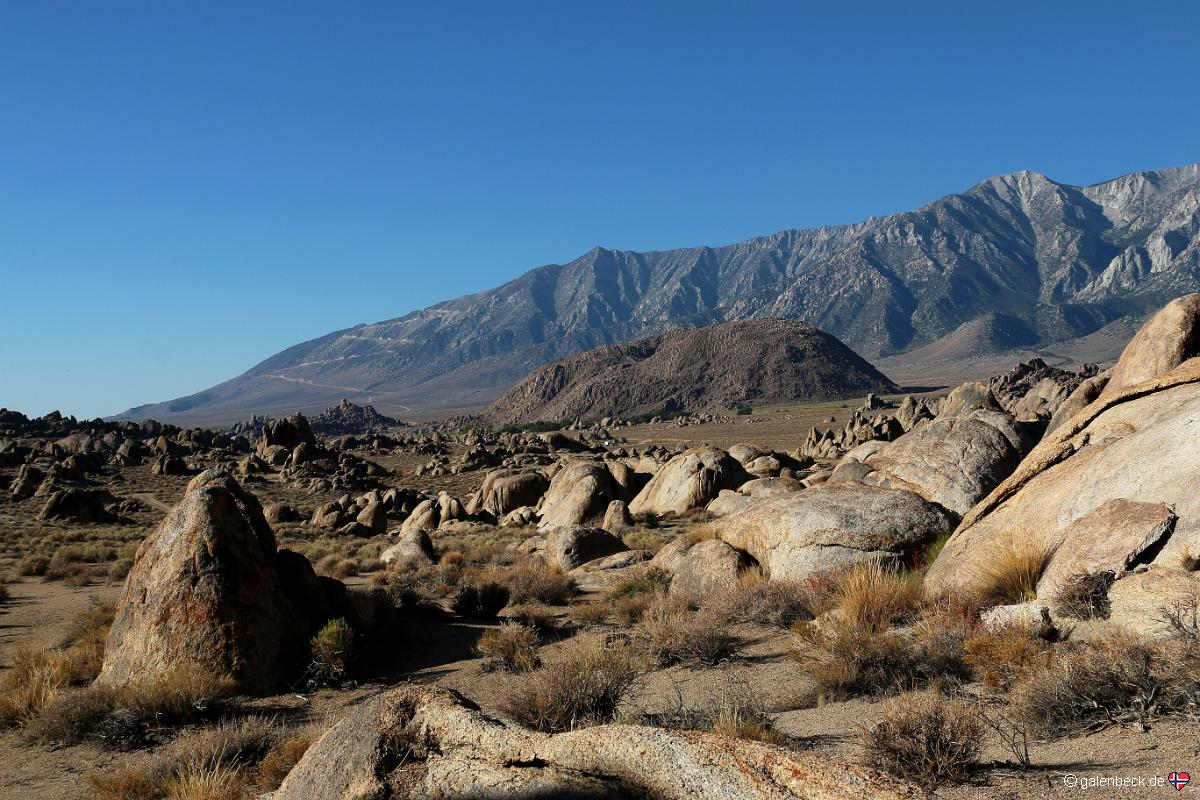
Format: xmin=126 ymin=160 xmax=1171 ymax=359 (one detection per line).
xmin=1 ymin=1 xmax=1197 ymax=419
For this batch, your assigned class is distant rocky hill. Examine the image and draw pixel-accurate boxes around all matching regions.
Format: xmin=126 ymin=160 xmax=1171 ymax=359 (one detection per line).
xmin=310 ymin=399 xmax=405 ymax=436
xmin=116 ymin=163 xmax=1200 ymax=424
xmin=485 ymin=319 xmax=899 ymax=424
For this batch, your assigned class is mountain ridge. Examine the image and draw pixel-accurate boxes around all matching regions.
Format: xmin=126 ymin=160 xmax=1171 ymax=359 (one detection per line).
xmin=484 ymin=319 xmax=900 ymax=424
xmin=115 ymin=162 xmax=1200 ymax=424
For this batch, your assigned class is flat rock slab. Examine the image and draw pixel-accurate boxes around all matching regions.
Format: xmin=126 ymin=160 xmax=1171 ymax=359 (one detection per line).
xmin=1036 ymin=499 xmax=1176 ymax=599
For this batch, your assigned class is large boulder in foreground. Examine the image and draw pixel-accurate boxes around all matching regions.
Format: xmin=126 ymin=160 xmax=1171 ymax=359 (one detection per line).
xmin=538 ymin=460 xmax=618 ymax=528
xmin=717 ymin=482 xmax=953 ymax=581
xmin=96 ymin=470 xmax=308 ymax=693
xmin=629 ymin=446 xmax=749 ymax=516
xmin=925 ymin=295 xmax=1200 ymax=635
xmin=274 ymin=685 xmax=911 ymax=800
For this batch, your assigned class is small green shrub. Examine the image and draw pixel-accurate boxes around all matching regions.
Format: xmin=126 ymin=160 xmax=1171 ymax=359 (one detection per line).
xmin=309 ymin=618 xmax=354 ymax=686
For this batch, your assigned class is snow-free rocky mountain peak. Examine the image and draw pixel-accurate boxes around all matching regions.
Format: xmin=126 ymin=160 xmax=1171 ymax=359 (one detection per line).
xmin=118 ymin=163 xmax=1200 ymax=424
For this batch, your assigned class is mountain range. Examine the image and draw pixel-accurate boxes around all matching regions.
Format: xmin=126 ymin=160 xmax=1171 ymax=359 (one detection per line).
xmin=117 ymin=163 xmax=1200 ymax=424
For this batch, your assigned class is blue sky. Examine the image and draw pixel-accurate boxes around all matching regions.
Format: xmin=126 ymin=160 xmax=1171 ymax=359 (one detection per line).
xmin=1 ymin=1 xmax=1197 ymax=419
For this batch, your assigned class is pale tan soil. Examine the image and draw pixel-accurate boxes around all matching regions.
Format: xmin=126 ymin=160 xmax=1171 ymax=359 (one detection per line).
xmin=616 ymin=391 xmax=943 ymax=451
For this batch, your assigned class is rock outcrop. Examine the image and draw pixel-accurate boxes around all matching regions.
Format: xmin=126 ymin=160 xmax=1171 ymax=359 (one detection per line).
xmin=717 ymin=482 xmax=953 ymax=581
xmin=96 ymin=470 xmax=324 ymax=693
xmin=839 ymin=385 xmax=1032 ymax=517
xmin=926 ymin=294 xmax=1200 ymax=636
xmin=538 ymin=460 xmax=619 ymax=528
xmin=274 ymin=684 xmax=912 ymax=800
xmin=629 ymin=447 xmax=748 ymax=516
xmin=544 ymin=525 xmax=628 ymax=571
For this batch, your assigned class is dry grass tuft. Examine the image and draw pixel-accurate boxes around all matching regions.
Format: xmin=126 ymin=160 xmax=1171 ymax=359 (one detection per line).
xmin=684 ymin=522 xmax=721 ymax=544
xmin=165 ymin=757 xmax=245 ymax=799
xmin=568 ymin=601 xmax=609 ymax=627
xmin=255 ymin=734 xmax=311 ymax=790
xmin=974 ymin=539 xmax=1054 ymax=605
xmin=833 ymin=561 xmax=922 ymax=632
xmin=640 ymin=593 xmax=739 ymax=666
xmin=27 ymin=662 xmax=236 ymax=746
xmin=621 ymin=529 xmax=666 ymax=553
xmin=87 ymin=767 xmax=169 ymax=800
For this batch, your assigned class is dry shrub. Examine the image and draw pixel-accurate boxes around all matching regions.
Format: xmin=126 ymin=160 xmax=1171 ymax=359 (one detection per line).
xmin=1053 ymin=570 xmax=1115 ymax=620
xmin=793 ymin=619 xmax=913 ymax=703
xmin=476 ymin=623 xmax=540 ymax=672
xmin=974 ymin=539 xmax=1054 ymax=604
xmin=612 ymin=593 xmax=652 ymax=626
xmin=505 ymin=604 xmax=558 ymax=634
xmin=607 ymin=566 xmax=672 ymax=600
xmin=704 ymin=573 xmax=813 ymax=628
xmin=18 ymin=554 xmax=49 ymax=576
xmin=439 ymin=549 xmax=464 ymax=567
xmin=315 ymin=554 xmax=357 ymax=579
xmin=792 ymin=596 xmax=977 ymax=703
xmin=452 ymin=582 xmax=510 ymax=618
xmin=862 ymin=691 xmax=982 ymax=789
xmin=963 ymin=625 xmax=1052 ymax=691
xmin=1159 ymin=593 xmax=1200 ymax=644
xmin=501 ymin=563 xmax=576 ymax=605
xmin=255 ymin=734 xmax=311 ymax=790
xmin=500 ymin=637 xmax=640 ymax=732
xmin=108 ymin=557 xmax=135 ymax=582
xmin=704 ymin=676 xmax=786 ymax=745
xmin=1012 ymin=633 xmax=1200 ymax=737
xmin=641 ymin=593 xmax=739 ymax=666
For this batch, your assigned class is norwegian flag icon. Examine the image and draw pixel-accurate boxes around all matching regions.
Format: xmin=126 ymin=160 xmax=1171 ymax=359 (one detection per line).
xmin=1169 ymin=772 xmax=1191 ymax=791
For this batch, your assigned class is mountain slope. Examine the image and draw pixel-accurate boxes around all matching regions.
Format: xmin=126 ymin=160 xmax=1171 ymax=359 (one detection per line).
xmin=485 ymin=319 xmax=899 ymax=424
xmin=117 ymin=163 xmax=1200 ymax=424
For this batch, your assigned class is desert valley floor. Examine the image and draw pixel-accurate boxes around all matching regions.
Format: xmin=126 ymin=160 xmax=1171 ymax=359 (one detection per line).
xmin=4 ymin=300 xmax=1200 ymax=799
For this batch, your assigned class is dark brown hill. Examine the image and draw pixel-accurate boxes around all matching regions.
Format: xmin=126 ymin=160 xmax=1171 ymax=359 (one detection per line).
xmin=485 ymin=319 xmax=899 ymax=424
